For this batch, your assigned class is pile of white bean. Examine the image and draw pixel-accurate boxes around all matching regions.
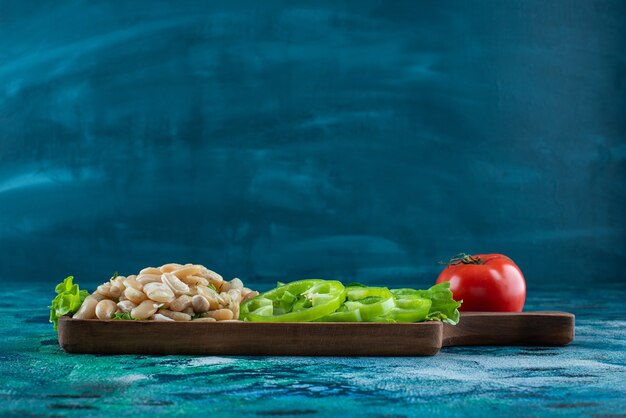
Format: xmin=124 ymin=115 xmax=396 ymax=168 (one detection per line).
xmin=72 ymin=263 xmax=259 ymax=322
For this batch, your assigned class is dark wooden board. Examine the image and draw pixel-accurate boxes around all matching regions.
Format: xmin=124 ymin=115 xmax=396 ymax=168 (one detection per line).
xmin=58 ymin=311 xmax=574 ymax=356
xmin=442 ymin=311 xmax=575 ymax=347
xmin=58 ymin=317 xmax=442 ymax=356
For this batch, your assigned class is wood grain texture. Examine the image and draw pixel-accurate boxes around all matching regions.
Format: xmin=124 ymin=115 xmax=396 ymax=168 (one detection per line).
xmin=58 ymin=311 xmax=575 ymax=356
xmin=442 ymin=311 xmax=575 ymax=347
xmin=58 ymin=317 xmax=443 ymax=356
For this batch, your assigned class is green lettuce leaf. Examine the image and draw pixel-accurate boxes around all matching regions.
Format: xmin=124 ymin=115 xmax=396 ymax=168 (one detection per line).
xmin=112 ymin=312 xmax=133 ymax=320
xmin=418 ymin=282 xmax=462 ymax=325
xmin=49 ymin=276 xmax=89 ymax=331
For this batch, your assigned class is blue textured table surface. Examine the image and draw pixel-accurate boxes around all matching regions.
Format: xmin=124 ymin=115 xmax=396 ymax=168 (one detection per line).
xmin=1 ymin=284 xmax=625 ymax=417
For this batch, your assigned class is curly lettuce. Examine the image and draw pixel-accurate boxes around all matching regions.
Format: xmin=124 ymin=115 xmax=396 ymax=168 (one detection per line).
xmin=49 ymin=276 xmax=89 ymax=330
xmin=415 ymin=282 xmax=462 ymax=325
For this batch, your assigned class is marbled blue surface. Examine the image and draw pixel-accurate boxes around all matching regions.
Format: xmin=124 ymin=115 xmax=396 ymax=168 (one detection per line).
xmin=1 ymin=1 xmax=625 ymax=286
xmin=1 ymin=283 xmax=625 ymax=417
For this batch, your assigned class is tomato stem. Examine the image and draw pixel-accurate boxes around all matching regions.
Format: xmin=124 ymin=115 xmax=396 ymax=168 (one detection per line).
xmin=444 ymin=253 xmax=482 ymax=266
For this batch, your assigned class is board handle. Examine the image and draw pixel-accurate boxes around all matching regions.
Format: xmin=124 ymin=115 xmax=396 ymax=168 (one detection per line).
xmin=442 ymin=311 xmax=575 ymax=347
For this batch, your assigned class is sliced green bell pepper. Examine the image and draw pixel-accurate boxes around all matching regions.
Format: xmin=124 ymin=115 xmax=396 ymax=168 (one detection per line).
xmin=342 ymin=286 xmax=395 ymax=320
xmin=387 ymin=283 xmax=461 ymax=325
xmin=315 ymin=286 xmax=395 ymax=322
xmin=240 ymin=279 xmax=346 ymax=322
xmin=370 ymin=291 xmax=432 ymax=322
xmin=314 ymin=308 xmax=363 ymax=322
xmin=241 ymin=280 xmax=461 ymax=324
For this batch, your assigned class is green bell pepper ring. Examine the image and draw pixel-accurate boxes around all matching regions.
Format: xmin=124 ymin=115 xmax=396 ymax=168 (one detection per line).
xmin=388 ymin=284 xmax=461 ymax=325
xmin=314 ymin=308 xmax=363 ymax=322
xmin=340 ymin=286 xmax=395 ymax=320
xmin=240 ymin=279 xmax=346 ymax=322
xmin=315 ymin=286 xmax=396 ymax=322
xmin=371 ymin=297 xmax=432 ymax=323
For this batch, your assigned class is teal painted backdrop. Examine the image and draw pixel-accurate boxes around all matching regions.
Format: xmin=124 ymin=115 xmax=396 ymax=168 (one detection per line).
xmin=1 ymin=0 xmax=625 ymax=287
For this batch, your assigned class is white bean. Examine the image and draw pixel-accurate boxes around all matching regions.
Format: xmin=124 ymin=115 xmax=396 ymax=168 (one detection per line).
xmin=131 ymin=300 xmax=159 ymax=319
xmin=230 ymin=299 xmax=241 ymax=319
xmin=123 ymin=276 xmax=143 ymax=291
xmin=196 ymin=285 xmax=218 ymax=298
xmin=144 ymin=282 xmax=175 ymax=303
xmin=73 ymin=297 xmax=98 ymax=319
xmin=124 ymin=287 xmax=148 ymax=304
xmin=89 ymin=292 xmax=107 ymax=302
xmin=212 ymin=281 xmax=225 ymax=292
xmin=230 ymin=278 xmax=244 ymax=290
xmin=117 ymin=300 xmax=136 ymax=313
xmin=109 ymin=284 xmax=122 ymax=300
xmin=160 ymin=263 xmax=183 ymax=273
xmin=157 ymin=309 xmax=191 ymax=321
xmin=217 ymin=292 xmax=231 ymax=307
xmin=95 ymin=300 xmax=117 ymax=319
xmin=180 ymin=275 xmax=209 ymax=286
xmin=139 ymin=267 xmax=162 ymax=275
xmin=172 ymin=265 xmax=201 ymax=280
xmin=85 ymin=265 xmax=254 ymax=321
xmin=228 ymin=288 xmax=242 ymax=303
xmin=192 ymin=295 xmax=210 ymax=313
xmin=200 ymin=268 xmax=223 ymax=283
xmin=161 ymin=272 xmax=190 ymax=295
xmin=136 ymin=274 xmax=162 ymax=285
xmin=96 ymin=283 xmax=115 ymax=299
xmin=196 ymin=286 xmax=220 ymax=310
xmin=112 ymin=276 xmax=126 ymax=291
xmin=153 ymin=313 xmax=174 ymax=321
xmin=218 ymin=281 xmax=231 ymax=292
xmin=169 ymin=295 xmax=192 ymax=312
xmin=243 ymin=290 xmax=259 ymax=302
xmin=206 ymin=309 xmax=234 ymax=321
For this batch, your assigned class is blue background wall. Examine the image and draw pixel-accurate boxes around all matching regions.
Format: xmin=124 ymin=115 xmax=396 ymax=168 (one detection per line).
xmin=1 ymin=1 xmax=624 ymax=288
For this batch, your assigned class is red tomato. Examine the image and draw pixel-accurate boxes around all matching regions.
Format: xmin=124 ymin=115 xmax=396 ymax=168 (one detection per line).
xmin=436 ymin=253 xmax=526 ymax=312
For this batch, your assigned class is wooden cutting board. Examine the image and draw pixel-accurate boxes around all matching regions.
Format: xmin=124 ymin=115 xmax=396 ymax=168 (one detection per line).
xmin=57 ymin=311 xmax=574 ymax=356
